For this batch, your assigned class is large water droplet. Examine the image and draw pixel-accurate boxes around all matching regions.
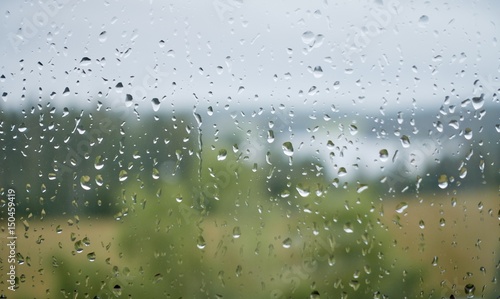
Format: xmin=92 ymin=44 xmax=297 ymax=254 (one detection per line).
xmin=118 ymin=170 xmax=128 ymax=182
xmin=464 ymin=128 xmax=473 ymax=140
xmin=86 ymin=252 xmax=96 ymax=262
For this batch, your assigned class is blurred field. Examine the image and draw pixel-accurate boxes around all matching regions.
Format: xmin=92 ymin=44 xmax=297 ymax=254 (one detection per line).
xmin=1 ymin=190 xmax=498 ymax=298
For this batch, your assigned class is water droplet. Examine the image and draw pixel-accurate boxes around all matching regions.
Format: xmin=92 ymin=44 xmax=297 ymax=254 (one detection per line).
xmin=431 ymin=256 xmax=438 ymax=266
xmin=235 ymin=265 xmax=242 ymax=277
xmin=80 ymin=57 xmax=91 ymax=66
xmin=343 ymin=222 xmax=354 ymax=233
xmin=95 ymin=174 xmax=104 ymax=186
xmin=153 ymin=273 xmax=164 ymax=283
xmin=152 ymin=168 xmax=160 ymax=180
xmin=282 ymin=142 xmax=294 ymax=156
xmin=94 ymin=155 xmax=104 ymax=170
xmin=379 ymin=149 xmax=389 ymax=162
xmin=395 ymin=202 xmax=408 ymax=214
xmin=338 ymin=167 xmax=347 ymax=177
xmin=232 ymin=226 xmax=241 ymax=239
xmin=438 ymin=174 xmax=448 ymax=189
xmin=18 ymin=123 xmax=27 ymax=132
xmin=464 ymin=283 xmax=475 ymax=298
xmin=125 ymin=94 xmax=133 ymax=107
xmin=302 ymin=31 xmax=315 ymax=44
xmin=418 ymin=220 xmax=425 ymax=229
xmin=267 ymin=130 xmax=275 ymax=143
xmin=217 ymin=149 xmax=227 ymax=161
xmin=439 ymin=218 xmax=446 ymax=227
xmin=313 ymin=66 xmax=323 ymax=78
xmin=472 ymin=94 xmax=484 ymax=110
xmin=196 ymin=236 xmax=206 ymax=249
xmin=296 ymin=184 xmax=310 ymax=197
xmin=151 ymin=98 xmax=161 ymax=112
xmin=418 ymin=15 xmax=429 ymax=27
xmin=282 ymin=237 xmax=292 ymax=248
xmin=310 ymin=290 xmax=321 ymax=299
xmin=118 ymin=170 xmax=128 ymax=182
xmin=464 ymin=128 xmax=473 ymax=140
xmin=80 ymin=176 xmax=91 ymax=190
xmin=349 ymin=124 xmax=358 ymax=135
xmin=356 ymin=184 xmax=368 ymax=193
xmin=112 ymin=285 xmax=122 ymax=296
xmin=98 ymin=31 xmax=107 ymax=42
xmin=400 ymin=135 xmax=411 ymax=148
xmin=86 ymin=252 xmax=96 ymax=262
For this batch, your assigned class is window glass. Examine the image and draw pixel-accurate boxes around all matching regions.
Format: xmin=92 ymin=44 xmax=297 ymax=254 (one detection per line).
xmin=1 ymin=1 xmax=499 ymax=298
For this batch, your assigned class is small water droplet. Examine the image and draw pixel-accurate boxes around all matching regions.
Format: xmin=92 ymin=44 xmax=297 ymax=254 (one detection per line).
xmin=98 ymin=31 xmax=107 ymax=42
xmin=419 ymin=220 xmax=425 ymax=229
xmin=472 ymin=94 xmax=484 ymax=110
xmin=356 ymin=184 xmax=368 ymax=193
xmin=94 ymin=155 xmax=104 ymax=170
xmin=80 ymin=176 xmax=91 ymax=190
xmin=313 ymin=66 xmax=323 ymax=78
xmin=118 ymin=170 xmax=128 ymax=182
xmin=301 ymin=31 xmax=315 ymax=44
xmin=438 ymin=174 xmax=448 ymax=189
xmin=310 ymin=290 xmax=321 ymax=299
xmin=395 ymin=202 xmax=408 ymax=214
xmin=400 ymin=135 xmax=411 ymax=148
xmin=439 ymin=218 xmax=446 ymax=227
xmin=343 ymin=222 xmax=354 ymax=233
xmin=217 ymin=149 xmax=227 ymax=161
xmin=464 ymin=128 xmax=473 ymax=140
xmin=464 ymin=283 xmax=475 ymax=298
xmin=196 ymin=236 xmax=206 ymax=249
xmin=125 ymin=94 xmax=133 ymax=107
xmin=296 ymin=184 xmax=310 ymax=197
xmin=86 ymin=252 xmax=96 ymax=262
xmin=282 ymin=142 xmax=294 ymax=156
xmin=153 ymin=273 xmax=164 ymax=283
xmin=379 ymin=149 xmax=389 ymax=162
xmin=18 ymin=123 xmax=27 ymax=132
xmin=431 ymin=256 xmax=438 ymax=266
xmin=338 ymin=167 xmax=347 ymax=177
xmin=151 ymin=98 xmax=161 ymax=112
xmin=235 ymin=265 xmax=242 ymax=277
xmin=418 ymin=15 xmax=429 ymax=27
xmin=282 ymin=237 xmax=292 ymax=248
xmin=232 ymin=226 xmax=241 ymax=239
xmin=112 ymin=285 xmax=122 ymax=296
xmin=267 ymin=130 xmax=275 ymax=143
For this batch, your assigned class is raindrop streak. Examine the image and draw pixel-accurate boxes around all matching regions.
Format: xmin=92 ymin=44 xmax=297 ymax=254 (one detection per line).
xmin=193 ymin=108 xmax=203 ymax=184
xmin=282 ymin=142 xmax=294 ymax=156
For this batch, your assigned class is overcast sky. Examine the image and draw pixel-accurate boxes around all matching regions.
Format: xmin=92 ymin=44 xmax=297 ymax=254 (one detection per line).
xmin=1 ymin=0 xmax=499 ymax=114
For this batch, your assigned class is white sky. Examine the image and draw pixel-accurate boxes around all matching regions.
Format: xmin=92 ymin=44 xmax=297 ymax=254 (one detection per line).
xmin=1 ymin=0 xmax=499 ymax=114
